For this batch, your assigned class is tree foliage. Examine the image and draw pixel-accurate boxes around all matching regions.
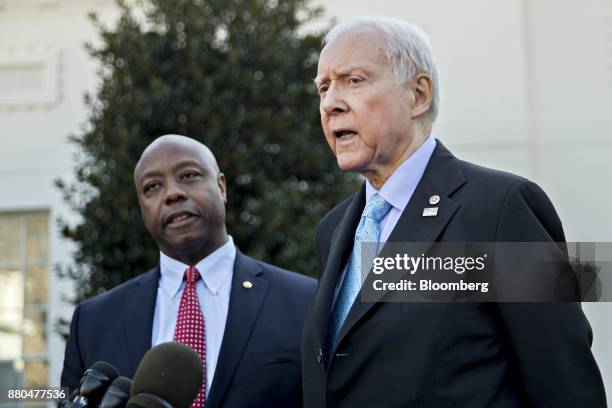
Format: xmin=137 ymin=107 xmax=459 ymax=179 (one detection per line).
xmin=56 ymin=0 xmax=358 ymax=323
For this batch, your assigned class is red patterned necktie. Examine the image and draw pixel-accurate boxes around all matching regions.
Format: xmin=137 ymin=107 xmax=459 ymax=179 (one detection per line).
xmin=174 ymin=266 xmax=206 ymax=408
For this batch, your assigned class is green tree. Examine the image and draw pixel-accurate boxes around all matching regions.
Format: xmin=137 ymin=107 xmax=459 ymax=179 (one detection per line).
xmin=56 ymin=0 xmax=358 ymax=330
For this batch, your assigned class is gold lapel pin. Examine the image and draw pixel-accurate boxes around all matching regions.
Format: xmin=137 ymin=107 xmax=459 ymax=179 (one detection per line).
xmin=422 ymin=207 xmax=439 ymax=217
xmin=242 ymin=281 xmax=253 ymax=289
xmin=429 ymin=195 xmax=440 ymax=205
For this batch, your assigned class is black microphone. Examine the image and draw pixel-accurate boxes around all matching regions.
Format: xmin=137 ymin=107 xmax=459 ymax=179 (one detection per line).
xmin=69 ymin=361 xmax=120 ymax=408
xmin=126 ymin=342 xmax=204 ymax=408
xmin=99 ymin=376 xmax=132 ymax=408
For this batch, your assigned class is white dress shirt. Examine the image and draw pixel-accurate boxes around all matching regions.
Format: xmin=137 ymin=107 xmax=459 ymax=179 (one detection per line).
xmin=333 ymin=136 xmax=436 ymax=302
xmin=151 ymin=236 xmax=236 ymax=396
xmin=365 ymin=135 xmax=437 ymax=244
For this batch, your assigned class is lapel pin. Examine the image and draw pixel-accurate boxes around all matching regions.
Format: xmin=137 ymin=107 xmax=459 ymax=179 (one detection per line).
xmin=429 ymin=195 xmax=440 ymax=205
xmin=242 ymin=281 xmax=253 ymax=289
xmin=422 ymin=207 xmax=439 ymax=217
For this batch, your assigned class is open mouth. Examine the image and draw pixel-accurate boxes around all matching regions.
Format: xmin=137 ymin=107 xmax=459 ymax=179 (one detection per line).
xmin=334 ymin=129 xmax=358 ymax=142
xmin=165 ymin=211 xmax=197 ymax=228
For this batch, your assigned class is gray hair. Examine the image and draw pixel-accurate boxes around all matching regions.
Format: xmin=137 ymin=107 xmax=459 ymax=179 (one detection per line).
xmin=323 ymin=17 xmax=440 ymax=122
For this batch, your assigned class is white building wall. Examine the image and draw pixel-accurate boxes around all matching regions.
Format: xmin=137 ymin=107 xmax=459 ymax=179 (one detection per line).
xmin=0 ymin=0 xmax=610 ymax=399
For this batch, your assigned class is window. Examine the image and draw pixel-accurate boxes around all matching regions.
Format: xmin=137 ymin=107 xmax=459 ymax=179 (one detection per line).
xmin=0 ymin=47 xmax=60 ymax=109
xmin=0 ymin=212 xmax=49 ymax=391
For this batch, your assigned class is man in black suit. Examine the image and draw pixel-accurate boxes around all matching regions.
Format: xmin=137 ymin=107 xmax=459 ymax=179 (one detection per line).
xmin=302 ymin=17 xmax=606 ymax=407
xmin=62 ymin=135 xmax=316 ymax=408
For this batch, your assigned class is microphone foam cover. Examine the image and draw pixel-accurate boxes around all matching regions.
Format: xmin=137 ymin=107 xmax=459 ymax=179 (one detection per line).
xmin=78 ymin=361 xmax=120 ymax=403
xmin=109 ymin=376 xmax=132 ymax=394
xmin=126 ymin=394 xmax=174 ymax=408
xmin=131 ymin=342 xmax=203 ymax=408
xmin=90 ymin=361 xmax=120 ymax=380
xmin=100 ymin=376 xmax=132 ymax=408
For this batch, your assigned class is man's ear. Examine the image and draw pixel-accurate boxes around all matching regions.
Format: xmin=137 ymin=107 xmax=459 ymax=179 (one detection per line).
xmin=410 ymin=73 xmax=433 ymax=119
xmin=218 ymin=172 xmax=227 ymax=204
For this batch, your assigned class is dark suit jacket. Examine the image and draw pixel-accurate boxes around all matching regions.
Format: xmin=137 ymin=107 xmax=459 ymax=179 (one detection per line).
xmin=61 ymin=250 xmax=316 ymax=408
xmin=301 ymin=141 xmax=606 ymax=407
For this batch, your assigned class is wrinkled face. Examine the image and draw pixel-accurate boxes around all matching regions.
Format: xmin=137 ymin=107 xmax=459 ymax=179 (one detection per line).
xmin=316 ymin=27 xmax=417 ymax=180
xmin=134 ymin=141 xmax=227 ymax=262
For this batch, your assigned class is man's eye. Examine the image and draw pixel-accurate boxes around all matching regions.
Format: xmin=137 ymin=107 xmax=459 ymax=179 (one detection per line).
xmin=145 ymin=182 xmax=160 ymax=192
xmin=318 ymin=85 xmax=329 ymax=94
xmin=181 ymin=171 xmax=200 ymax=179
xmin=349 ymin=77 xmax=363 ymax=84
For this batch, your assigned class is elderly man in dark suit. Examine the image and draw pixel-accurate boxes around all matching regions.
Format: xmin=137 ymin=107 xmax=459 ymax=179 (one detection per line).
xmin=62 ymin=135 xmax=316 ymax=408
xmin=301 ymin=17 xmax=606 ymax=407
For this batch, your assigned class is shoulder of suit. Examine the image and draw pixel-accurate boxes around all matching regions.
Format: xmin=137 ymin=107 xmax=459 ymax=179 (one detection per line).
xmin=452 ymin=158 xmax=562 ymax=234
xmin=455 ymin=158 xmax=550 ymax=199
xmin=457 ymin=158 xmax=527 ymax=186
xmin=77 ymin=267 xmax=157 ymax=311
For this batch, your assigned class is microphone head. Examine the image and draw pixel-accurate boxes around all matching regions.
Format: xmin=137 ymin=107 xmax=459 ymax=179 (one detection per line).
xmin=126 ymin=393 xmax=174 ymax=408
xmin=89 ymin=361 xmax=120 ymax=379
xmin=78 ymin=361 xmax=120 ymax=406
xmin=99 ymin=376 xmax=132 ymax=408
xmin=130 ymin=342 xmax=204 ymax=408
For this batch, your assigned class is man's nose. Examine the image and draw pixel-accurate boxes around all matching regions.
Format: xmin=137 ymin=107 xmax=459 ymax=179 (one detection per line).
xmin=320 ymin=83 xmax=348 ymax=116
xmin=164 ymin=180 xmax=187 ymax=204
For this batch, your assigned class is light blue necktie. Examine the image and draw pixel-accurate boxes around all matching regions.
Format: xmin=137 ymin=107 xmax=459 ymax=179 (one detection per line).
xmin=326 ymin=193 xmax=392 ymax=361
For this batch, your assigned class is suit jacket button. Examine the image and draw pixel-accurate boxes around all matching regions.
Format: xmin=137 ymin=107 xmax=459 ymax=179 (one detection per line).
xmin=317 ymin=348 xmax=323 ymax=364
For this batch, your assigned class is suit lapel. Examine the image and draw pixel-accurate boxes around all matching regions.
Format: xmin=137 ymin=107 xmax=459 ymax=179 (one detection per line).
xmin=207 ymin=251 xmax=268 ymax=407
xmin=124 ymin=267 xmax=159 ymax=375
xmin=311 ymin=187 xmax=365 ymax=349
xmin=332 ymin=141 xmax=466 ymax=355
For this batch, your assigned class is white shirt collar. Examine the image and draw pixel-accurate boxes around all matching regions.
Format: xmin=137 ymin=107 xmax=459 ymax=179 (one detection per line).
xmin=365 ymin=135 xmax=436 ymax=211
xmin=159 ymin=235 xmax=236 ymax=298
